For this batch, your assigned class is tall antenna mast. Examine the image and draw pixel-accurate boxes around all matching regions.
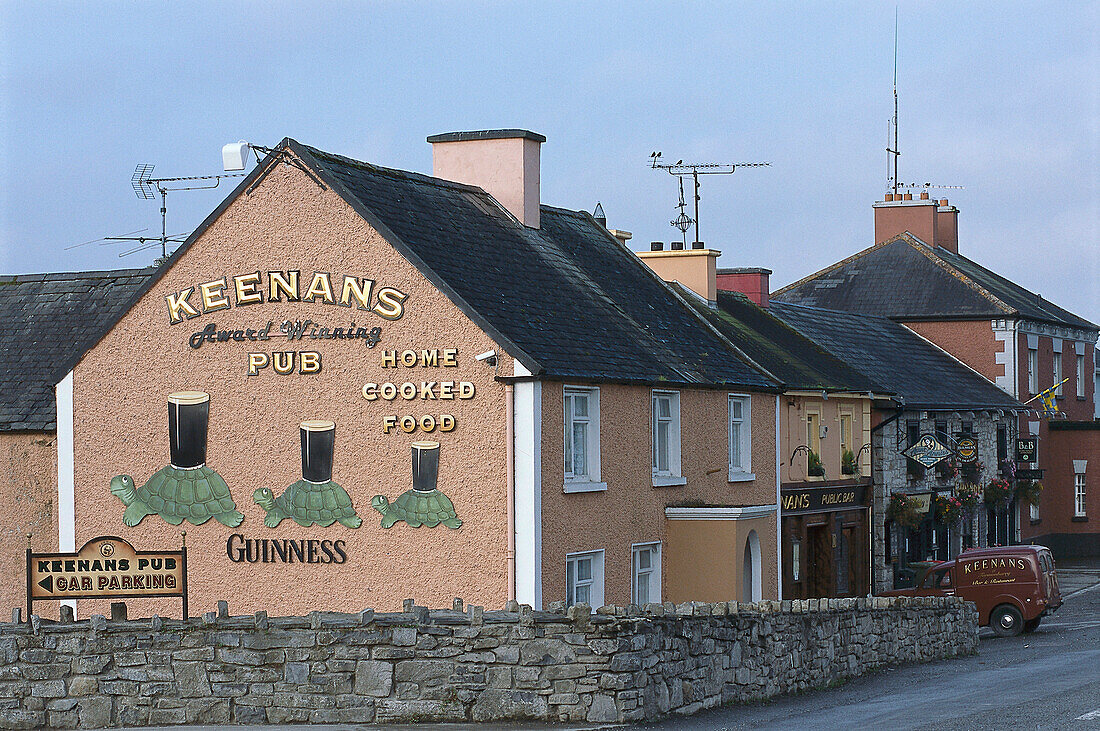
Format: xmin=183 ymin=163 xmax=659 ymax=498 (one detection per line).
xmin=648 ymin=152 xmax=769 ymax=246
xmin=886 ymin=8 xmax=901 ymax=195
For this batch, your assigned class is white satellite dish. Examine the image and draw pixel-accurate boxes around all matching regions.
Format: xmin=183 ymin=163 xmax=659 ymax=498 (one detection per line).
xmin=222 ymin=141 xmax=251 ymax=171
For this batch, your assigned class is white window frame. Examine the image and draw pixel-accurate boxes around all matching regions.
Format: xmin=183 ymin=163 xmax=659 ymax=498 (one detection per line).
xmin=651 ymin=391 xmax=685 ymax=487
xmin=631 ymin=542 xmax=661 ymax=606
xmin=1028 ymin=347 xmax=1038 ymax=394
xmin=1075 ymin=473 xmax=1087 ymax=518
xmin=1030 ymin=501 xmax=1040 ymax=521
xmin=1077 ymin=353 xmax=1086 ymax=398
xmin=566 ymin=550 xmax=604 ymax=607
xmin=728 ymin=394 xmax=754 ymax=482
xmin=1054 ymin=352 xmax=1063 ymax=396
xmin=563 ymin=386 xmax=605 ymax=493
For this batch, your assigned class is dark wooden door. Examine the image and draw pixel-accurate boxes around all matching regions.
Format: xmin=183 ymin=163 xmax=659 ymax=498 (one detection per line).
xmin=807 ymin=524 xmax=833 ymax=598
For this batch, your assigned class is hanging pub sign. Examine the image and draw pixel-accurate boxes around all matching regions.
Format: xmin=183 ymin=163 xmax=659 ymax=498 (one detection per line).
xmin=1016 ymin=438 xmax=1037 ymax=464
xmin=27 ymin=536 xmax=187 ymax=620
xmin=903 ymin=433 xmax=953 ymax=468
xmin=955 ymin=436 xmax=979 ymax=464
xmin=1017 ymin=468 xmax=1045 ymax=480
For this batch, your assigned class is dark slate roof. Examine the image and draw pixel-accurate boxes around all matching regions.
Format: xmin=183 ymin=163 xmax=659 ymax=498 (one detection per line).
xmin=675 ymin=285 xmax=884 ymax=394
xmin=291 ymin=140 xmax=777 ymax=389
xmin=773 ymin=234 xmax=1097 ymax=330
xmin=0 ymin=269 xmax=154 ymax=430
xmin=768 ymin=301 xmax=1024 ymax=411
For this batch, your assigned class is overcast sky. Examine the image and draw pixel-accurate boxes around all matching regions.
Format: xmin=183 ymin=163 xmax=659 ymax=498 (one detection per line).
xmin=1 ymin=2 xmax=1096 ymax=322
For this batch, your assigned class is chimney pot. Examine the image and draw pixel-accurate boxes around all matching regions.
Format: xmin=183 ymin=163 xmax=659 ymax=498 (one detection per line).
xmin=671 ymin=241 xmax=684 ymax=251
xmin=939 ymin=198 xmax=949 ymax=206
xmin=920 ymin=191 xmax=930 ymax=200
xmin=651 ymin=241 xmax=664 ymax=251
xmin=692 ymin=241 xmax=704 ymax=250
xmin=885 ymin=193 xmax=894 ymax=201
xmin=902 ymin=193 xmax=913 ymax=201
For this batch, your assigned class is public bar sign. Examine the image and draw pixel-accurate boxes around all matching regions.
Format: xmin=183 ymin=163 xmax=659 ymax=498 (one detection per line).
xmin=27 ymin=536 xmax=187 ymax=619
xmin=903 ymin=433 xmax=953 ymax=468
xmin=780 ymin=484 xmax=870 ymax=514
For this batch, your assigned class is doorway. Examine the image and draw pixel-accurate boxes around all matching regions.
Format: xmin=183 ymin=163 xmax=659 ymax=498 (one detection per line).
xmin=742 ymin=530 xmax=762 ymax=602
xmin=807 ymin=524 xmax=832 ymax=598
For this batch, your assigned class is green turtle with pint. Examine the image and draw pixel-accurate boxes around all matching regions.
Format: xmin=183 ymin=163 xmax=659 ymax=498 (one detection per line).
xmin=110 ymin=391 xmax=243 ymax=527
xmin=372 ymin=441 xmax=462 ymax=529
xmin=253 ymin=419 xmax=363 ymax=529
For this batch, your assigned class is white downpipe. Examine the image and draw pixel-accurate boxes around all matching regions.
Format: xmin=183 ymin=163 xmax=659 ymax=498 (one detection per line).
xmin=505 ymin=384 xmax=515 ymax=601
xmin=513 ymin=380 xmax=542 ymax=608
xmin=55 ymin=371 xmax=76 ymax=615
xmin=775 ymin=394 xmax=782 ymax=600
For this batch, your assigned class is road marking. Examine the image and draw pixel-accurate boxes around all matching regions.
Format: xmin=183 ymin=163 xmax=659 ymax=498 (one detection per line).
xmin=1064 ymin=581 xmax=1100 ymax=600
xmin=1075 ymin=708 xmax=1100 ymax=721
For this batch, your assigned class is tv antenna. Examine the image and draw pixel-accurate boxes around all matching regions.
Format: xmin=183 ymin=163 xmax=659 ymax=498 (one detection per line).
xmin=886 ymin=8 xmax=901 ymax=195
xmin=649 ymin=152 xmax=769 ymax=247
xmin=896 ymin=182 xmax=965 ymax=193
xmin=123 ymin=164 xmax=245 ymax=264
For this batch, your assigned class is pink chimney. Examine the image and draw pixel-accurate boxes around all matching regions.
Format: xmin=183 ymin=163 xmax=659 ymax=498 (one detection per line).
xmin=873 ymin=194 xmax=959 ymax=253
xmin=427 ymin=130 xmax=545 ymax=228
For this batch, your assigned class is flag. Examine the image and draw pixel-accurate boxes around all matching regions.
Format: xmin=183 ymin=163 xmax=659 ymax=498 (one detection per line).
xmin=1037 ymin=382 xmax=1060 ymax=417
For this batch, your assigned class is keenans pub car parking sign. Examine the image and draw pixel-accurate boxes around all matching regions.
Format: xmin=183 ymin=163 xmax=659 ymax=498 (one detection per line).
xmin=27 ymin=536 xmax=187 ymax=620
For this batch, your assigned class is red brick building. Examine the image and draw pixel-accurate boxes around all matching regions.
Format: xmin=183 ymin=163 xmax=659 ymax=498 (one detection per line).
xmin=773 ymin=194 xmax=1099 ymax=558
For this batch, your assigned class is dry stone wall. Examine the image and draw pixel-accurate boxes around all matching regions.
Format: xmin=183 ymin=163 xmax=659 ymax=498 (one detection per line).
xmin=0 ymin=597 xmax=978 ymax=728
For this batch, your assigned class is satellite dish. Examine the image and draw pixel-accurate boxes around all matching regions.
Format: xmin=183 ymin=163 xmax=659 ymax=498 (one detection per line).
xmin=222 ymin=141 xmax=251 ymax=171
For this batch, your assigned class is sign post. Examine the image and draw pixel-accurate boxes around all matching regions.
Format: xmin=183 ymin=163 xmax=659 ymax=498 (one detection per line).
xmin=26 ymin=535 xmax=187 ymax=621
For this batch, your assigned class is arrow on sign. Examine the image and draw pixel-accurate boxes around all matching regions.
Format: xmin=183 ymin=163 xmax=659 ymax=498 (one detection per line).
xmin=37 ymin=576 xmax=53 ymax=593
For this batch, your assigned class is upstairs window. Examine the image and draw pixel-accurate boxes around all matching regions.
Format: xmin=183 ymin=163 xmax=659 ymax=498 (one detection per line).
xmin=651 ymin=391 xmax=682 ymax=484
xmin=564 ymin=387 xmax=603 ymax=491
xmin=728 ymin=395 xmax=753 ymax=480
xmin=1078 ymin=353 xmax=1087 ymax=398
xmin=1054 ymin=352 xmax=1063 ymax=396
xmin=1028 ymin=347 xmax=1038 ymax=394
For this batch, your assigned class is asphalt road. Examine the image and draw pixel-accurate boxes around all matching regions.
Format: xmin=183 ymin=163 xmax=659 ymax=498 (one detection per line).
xmin=643 ymin=582 xmax=1100 ymax=731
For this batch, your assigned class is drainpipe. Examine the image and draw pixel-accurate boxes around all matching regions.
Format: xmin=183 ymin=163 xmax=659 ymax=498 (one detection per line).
xmin=506 ymin=384 xmax=516 ymax=601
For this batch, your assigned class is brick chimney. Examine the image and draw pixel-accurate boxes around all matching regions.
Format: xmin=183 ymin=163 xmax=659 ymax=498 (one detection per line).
xmin=873 ymin=193 xmax=959 ymax=253
xmin=427 ymin=130 xmax=545 ymax=228
xmin=716 ymin=267 xmax=771 ymax=307
xmin=636 ymin=242 xmax=721 ymax=304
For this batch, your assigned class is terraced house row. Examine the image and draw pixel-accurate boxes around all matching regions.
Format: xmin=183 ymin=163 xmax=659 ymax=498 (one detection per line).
xmin=0 ymin=129 xmax=1093 ymax=620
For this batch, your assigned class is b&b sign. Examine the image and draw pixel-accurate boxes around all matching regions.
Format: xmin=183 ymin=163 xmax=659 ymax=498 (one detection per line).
xmin=26 ymin=536 xmax=188 ymax=619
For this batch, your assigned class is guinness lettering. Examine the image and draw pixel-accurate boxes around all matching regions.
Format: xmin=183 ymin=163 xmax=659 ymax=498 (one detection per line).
xmin=225 ymin=534 xmax=348 ymax=564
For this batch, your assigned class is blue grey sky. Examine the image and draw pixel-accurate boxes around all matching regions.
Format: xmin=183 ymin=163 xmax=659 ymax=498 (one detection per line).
xmin=2 ymin=2 xmax=1096 ymax=321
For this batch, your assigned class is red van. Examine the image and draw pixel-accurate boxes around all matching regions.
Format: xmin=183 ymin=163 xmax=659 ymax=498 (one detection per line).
xmin=880 ymin=545 xmax=1061 ymax=636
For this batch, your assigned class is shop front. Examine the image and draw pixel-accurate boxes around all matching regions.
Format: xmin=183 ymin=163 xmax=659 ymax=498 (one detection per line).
xmin=781 ymin=481 xmax=871 ymax=599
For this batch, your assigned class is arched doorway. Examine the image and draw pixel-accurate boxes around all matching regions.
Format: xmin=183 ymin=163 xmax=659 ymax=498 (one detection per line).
xmin=743 ymin=530 xmax=762 ymax=602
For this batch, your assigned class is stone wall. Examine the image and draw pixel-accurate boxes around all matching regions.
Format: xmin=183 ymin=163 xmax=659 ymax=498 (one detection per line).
xmin=0 ymin=597 xmax=979 ymax=729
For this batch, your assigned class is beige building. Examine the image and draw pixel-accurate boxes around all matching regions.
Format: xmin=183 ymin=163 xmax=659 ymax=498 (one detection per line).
xmin=3 ymin=131 xmax=787 ymax=618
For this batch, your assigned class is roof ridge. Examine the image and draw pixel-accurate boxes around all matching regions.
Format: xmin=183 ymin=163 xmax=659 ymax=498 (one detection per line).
xmin=0 ymin=267 xmax=153 ymax=281
xmin=296 ymin=142 xmax=488 ymax=195
xmin=906 ymin=241 xmax=1016 ymax=316
xmin=772 ymin=232 xmax=917 ymax=296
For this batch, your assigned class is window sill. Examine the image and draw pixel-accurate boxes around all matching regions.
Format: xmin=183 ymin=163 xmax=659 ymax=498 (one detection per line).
xmin=563 ymin=481 xmax=607 ymax=494
xmin=728 ymin=471 xmax=756 ymax=484
xmin=1030 ymin=519 xmax=1041 ymax=526
xmin=652 ymin=475 xmax=687 ymax=488
xmin=1071 ymin=515 xmax=1088 ymax=523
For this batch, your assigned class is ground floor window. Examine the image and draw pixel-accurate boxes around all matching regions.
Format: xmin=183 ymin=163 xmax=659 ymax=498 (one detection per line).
xmin=631 ymin=542 xmax=661 ymax=605
xmin=566 ymin=550 xmax=604 ymax=607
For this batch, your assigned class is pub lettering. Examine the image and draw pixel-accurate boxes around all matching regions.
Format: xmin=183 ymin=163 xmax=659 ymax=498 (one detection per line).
xmin=166 ymin=270 xmax=408 ymax=324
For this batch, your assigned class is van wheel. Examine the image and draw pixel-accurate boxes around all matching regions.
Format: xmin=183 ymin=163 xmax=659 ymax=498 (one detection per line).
xmin=1023 ymin=617 xmax=1041 ymax=633
xmin=991 ymin=604 xmax=1023 ymax=637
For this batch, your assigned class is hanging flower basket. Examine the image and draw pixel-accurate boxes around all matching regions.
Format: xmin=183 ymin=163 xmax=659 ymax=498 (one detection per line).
xmin=984 ymin=477 xmax=1013 ymax=508
xmin=956 ymin=482 xmax=982 ymax=511
xmin=1015 ymin=479 xmax=1043 ymax=505
xmin=934 ymin=494 xmax=964 ymax=525
xmin=936 ymin=457 xmax=959 ymax=480
xmin=886 ymin=493 xmax=924 ymax=530
xmin=960 ymin=459 xmax=984 ymax=481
